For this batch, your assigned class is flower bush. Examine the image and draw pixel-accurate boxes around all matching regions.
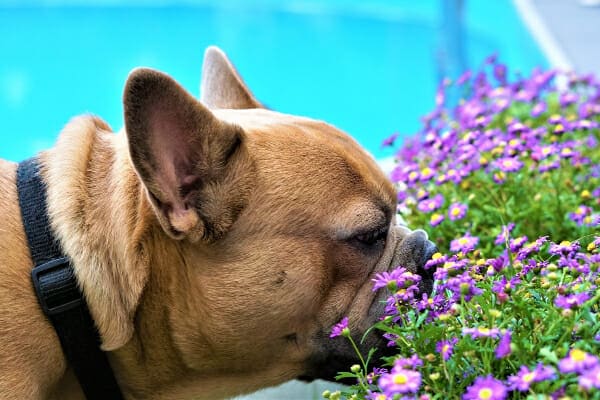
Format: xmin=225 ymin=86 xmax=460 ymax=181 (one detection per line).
xmin=325 ymin=56 xmax=600 ymax=399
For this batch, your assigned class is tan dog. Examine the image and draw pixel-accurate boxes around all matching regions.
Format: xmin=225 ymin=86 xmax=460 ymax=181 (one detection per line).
xmin=0 ymin=47 xmax=435 ymax=400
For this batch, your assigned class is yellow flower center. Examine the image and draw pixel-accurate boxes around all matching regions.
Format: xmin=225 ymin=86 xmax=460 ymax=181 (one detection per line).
xmin=458 ymin=238 xmax=469 ymax=245
xmin=393 ymin=373 xmax=408 ymax=385
xmin=560 ymin=240 xmax=571 ymax=247
xmin=451 ymin=208 xmax=461 ymax=216
xmin=409 ymin=171 xmax=419 ymax=180
xmin=523 ymin=372 xmax=535 ymax=382
xmin=571 ymin=349 xmax=586 ymax=362
xmin=421 ymin=167 xmax=432 ymax=176
xmin=478 ymin=388 xmax=493 ymax=400
xmin=478 ymin=328 xmax=490 ymax=335
xmin=561 ymin=147 xmax=573 ymax=155
xmin=554 ymin=123 xmax=564 ymax=132
xmin=432 ymin=252 xmax=442 ymax=260
xmin=542 ymin=147 xmax=552 ymax=155
xmin=497 ymin=99 xmax=508 ymax=108
xmin=442 ymin=344 xmax=450 ymax=353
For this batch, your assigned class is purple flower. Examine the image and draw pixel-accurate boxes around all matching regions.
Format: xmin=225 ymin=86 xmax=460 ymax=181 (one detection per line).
xmin=378 ymin=368 xmax=421 ymax=395
xmin=517 ymin=236 xmax=548 ymax=260
xmin=366 ymin=391 xmax=391 ymax=400
xmin=549 ymin=240 xmax=580 ymax=255
xmin=381 ymin=132 xmax=399 ymax=147
xmin=554 ymin=293 xmax=591 ymax=309
xmin=394 ymin=354 xmax=423 ymax=369
xmin=329 ymin=317 xmax=349 ymax=338
xmin=372 ymin=267 xmax=420 ymax=292
xmin=558 ymin=348 xmax=600 ymax=374
xmin=494 ymin=223 xmax=515 ymax=245
xmin=508 ymin=364 xmax=556 ymax=391
xmin=462 ymin=375 xmax=507 ymax=400
xmin=493 ymin=64 xmax=507 ymax=84
xmin=424 ymin=252 xmax=448 ymax=270
xmin=569 ymin=205 xmax=592 ymax=225
xmin=462 ymin=327 xmax=501 ymax=339
xmin=579 ymin=366 xmax=600 ymax=390
xmin=492 ymin=276 xmax=520 ymax=294
xmin=450 ymin=233 xmax=480 ymax=253
xmin=559 ymin=92 xmax=578 ymax=108
xmin=448 ymin=203 xmax=468 ymax=221
xmin=531 ymin=101 xmax=547 ymax=117
xmin=495 ymin=330 xmax=512 ymax=358
xmin=531 ymin=144 xmax=557 ymax=161
xmin=445 ymin=272 xmax=483 ymax=301
xmin=430 ymin=213 xmax=445 ymax=227
xmin=495 ymin=157 xmax=523 ymax=173
xmin=417 ymin=194 xmax=444 ymax=213
xmin=436 ymin=338 xmax=458 ymax=361
xmin=508 ymin=236 xmax=528 ymax=252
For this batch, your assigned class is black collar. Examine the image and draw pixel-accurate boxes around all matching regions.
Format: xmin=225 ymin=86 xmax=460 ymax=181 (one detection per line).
xmin=17 ymin=157 xmax=124 ymax=400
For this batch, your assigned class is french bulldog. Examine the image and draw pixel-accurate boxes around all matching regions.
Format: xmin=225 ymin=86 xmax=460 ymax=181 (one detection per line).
xmin=0 ymin=46 xmax=436 ymax=399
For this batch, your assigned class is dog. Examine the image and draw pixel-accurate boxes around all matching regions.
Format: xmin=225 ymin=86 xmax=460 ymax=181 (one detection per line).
xmin=0 ymin=46 xmax=436 ymax=399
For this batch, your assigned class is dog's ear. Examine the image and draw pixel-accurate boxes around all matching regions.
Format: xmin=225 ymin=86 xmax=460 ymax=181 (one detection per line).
xmin=124 ymin=68 xmax=250 ymax=242
xmin=200 ymin=46 xmax=264 ymax=109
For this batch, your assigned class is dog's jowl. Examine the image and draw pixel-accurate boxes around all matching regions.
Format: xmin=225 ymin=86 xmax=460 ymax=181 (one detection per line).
xmin=0 ymin=47 xmax=435 ymax=400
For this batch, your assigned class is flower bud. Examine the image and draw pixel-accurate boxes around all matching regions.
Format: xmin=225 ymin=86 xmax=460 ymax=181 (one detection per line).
xmin=547 ymin=272 xmax=559 ymax=281
xmin=497 ymin=292 xmax=508 ymax=304
xmin=330 ymin=391 xmax=341 ymax=400
xmin=561 ymin=309 xmax=574 ymax=318
xmin=350 ymin=364 xmax=361 ymax=373
xmin=322 ymin=390 xmax=331 ymax=399
xmin=460 ymin=282 xmax=472 ymax=295
xmin=438 ymin=313 xmax=451 ymax=321
xmin=429 ymin=372 xmax=440 ymax=381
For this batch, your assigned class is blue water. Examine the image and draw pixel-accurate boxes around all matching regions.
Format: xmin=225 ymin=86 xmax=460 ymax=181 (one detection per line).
xmin=0 ymin=1 xmax=547 ymax=161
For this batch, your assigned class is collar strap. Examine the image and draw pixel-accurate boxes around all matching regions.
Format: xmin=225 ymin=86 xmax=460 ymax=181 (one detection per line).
xmin=17 ymin=157 xmax=124 ymax=400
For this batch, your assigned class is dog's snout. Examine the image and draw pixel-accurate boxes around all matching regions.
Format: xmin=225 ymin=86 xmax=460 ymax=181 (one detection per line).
xmin=418 ymin=239 xmax=438 ymax=278
xmin=391 ymin=228 xmax=438 ymax=294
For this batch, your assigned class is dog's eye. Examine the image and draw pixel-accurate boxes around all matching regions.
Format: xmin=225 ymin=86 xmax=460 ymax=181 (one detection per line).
xmin=353 ymin=226 xmax=388 ymax=247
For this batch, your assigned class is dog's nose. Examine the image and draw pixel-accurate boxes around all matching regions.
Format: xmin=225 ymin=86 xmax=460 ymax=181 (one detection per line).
xmin=390 ymin=228 xmax=438 ymax=293
xmin=417 ymin=238 xmax=438 ymax=286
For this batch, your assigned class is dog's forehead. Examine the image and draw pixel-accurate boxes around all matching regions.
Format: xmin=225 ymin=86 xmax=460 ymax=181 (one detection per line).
xmin=214 ymin=108 xmax=396 ymax=210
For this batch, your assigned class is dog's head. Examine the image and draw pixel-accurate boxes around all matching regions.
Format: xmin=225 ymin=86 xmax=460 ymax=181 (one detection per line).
xmin=121 ymin=47 xmax=435 ymax=391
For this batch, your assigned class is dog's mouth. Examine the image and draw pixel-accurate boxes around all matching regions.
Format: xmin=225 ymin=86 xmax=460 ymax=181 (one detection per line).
xmin=299 ymin=238 xmax=438 ymax=383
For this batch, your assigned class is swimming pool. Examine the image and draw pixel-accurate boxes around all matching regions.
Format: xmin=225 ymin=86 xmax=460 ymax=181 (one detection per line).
xmin=0 ymin=0 xmax=547 ymax=161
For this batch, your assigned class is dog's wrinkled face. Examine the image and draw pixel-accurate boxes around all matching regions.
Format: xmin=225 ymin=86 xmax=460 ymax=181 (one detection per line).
xmin=123 ymin=47 xmax=436 ymax=391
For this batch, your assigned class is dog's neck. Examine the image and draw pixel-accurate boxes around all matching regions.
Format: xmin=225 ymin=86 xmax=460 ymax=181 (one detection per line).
xmin=40 ymin=116 xmax=183 ymax=397
xmin=42 ymin=116 xmax=150 ymax=351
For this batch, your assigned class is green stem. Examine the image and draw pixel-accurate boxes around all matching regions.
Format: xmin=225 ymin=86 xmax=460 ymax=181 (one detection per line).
xmin=347 ymin=335 xmax=369 ymax=392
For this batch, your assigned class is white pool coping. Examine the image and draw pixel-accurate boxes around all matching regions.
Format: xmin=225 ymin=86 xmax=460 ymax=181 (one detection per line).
xmin=513 ymin=0 xmax=573 ymax=71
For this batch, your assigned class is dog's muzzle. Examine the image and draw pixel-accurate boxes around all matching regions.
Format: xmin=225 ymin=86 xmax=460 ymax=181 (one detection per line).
xmin=390 ymin=228 xmax=438 ymax=294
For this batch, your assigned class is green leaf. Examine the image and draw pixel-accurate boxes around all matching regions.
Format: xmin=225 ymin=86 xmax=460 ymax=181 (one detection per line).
xmin=538 ymin=346 xmax=559 ymax=364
